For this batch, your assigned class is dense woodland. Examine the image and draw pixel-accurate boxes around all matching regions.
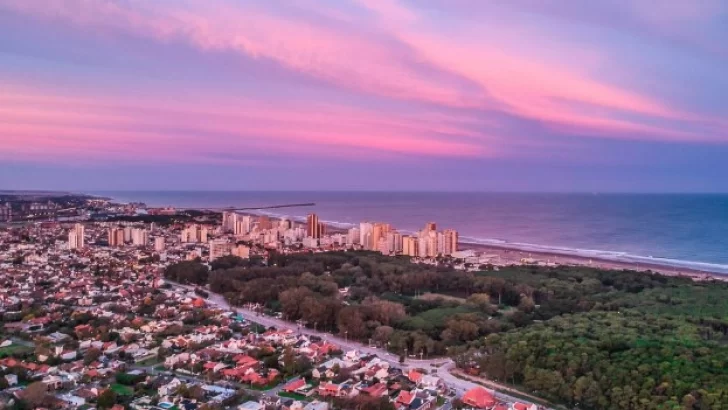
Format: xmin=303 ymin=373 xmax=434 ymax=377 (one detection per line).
xmin=165 ymin=252 xmax=728 ymax=410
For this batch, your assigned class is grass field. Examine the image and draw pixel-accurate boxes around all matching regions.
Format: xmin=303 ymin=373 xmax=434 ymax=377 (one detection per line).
xmin=278 ymin=391 xmax=312 ymax=401
xmin=111 ymin=383 xmax=134 ymax=396
xmin=0 ymin=344 xmax=32 ymax=357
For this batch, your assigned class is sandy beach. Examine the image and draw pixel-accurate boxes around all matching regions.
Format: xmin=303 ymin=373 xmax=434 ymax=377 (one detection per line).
xmin=460 ymin=241 xmax=726 ymax=281
xmin=226 ymin=211 xmax=726 ymax=281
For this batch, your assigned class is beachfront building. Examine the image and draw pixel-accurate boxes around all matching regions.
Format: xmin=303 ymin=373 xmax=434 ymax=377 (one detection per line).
xmin=234 ymin=216 xmax=251 ymax=236
xmin=402 ymin=236 xmax=418 ymax=257
xmin=307 ymin=213 xmax=324 ymax=239
xmin=443 ymin=229 xmax=459 ymax=256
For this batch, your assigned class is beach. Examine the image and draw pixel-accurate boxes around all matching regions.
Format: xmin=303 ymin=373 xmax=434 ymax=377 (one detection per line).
xmin=460 ymin=241 xmax=726 ymax=281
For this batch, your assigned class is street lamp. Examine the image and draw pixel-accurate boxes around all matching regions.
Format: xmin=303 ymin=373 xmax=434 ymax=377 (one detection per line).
xmin=345 ymin=331 xmax=348 ymax=343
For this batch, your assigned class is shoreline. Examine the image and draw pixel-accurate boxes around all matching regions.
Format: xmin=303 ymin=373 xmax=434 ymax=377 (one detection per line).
xmin=462 ymin=241 xmax=727 ymax=281
xmin=103 ymin=195 xmax=728 ymax=280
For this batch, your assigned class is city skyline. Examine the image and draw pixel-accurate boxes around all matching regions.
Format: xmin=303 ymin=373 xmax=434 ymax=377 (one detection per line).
xmin=1 ymin=1 xmax=727 ymax=192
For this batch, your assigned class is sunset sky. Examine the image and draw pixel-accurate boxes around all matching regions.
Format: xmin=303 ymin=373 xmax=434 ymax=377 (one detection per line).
xmin=1 ymin=0 xmax=727 ymax=192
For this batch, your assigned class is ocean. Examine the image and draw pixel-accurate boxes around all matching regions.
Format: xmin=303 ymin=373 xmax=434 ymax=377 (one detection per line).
xmin=94 ymin=191 xmax=728 ymax=275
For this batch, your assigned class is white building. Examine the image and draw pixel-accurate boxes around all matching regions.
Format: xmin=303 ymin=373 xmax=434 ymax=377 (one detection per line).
xmin=154 ymin=237 xmax=165 ymax=252
xmin=67 ymin=224 xmax=85 ymax=250
xmin=131 ymin=228 xmax=148 ymax=246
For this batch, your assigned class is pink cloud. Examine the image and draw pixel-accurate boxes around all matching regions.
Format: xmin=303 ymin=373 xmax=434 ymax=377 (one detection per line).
xmin=0 ymin=82 xmax=489 ymax=163
xmin=0 ymin=0 xmax=725 ymax=170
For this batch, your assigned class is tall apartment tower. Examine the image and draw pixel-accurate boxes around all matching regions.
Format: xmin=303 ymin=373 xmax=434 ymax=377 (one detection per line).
xmin=359 ymin=222 xmax=373 ymax=249
xmin=443 ymin=229 xmax=459 ymax=256
xmin=424 ymin=222 xmax=437 ymax=232
xmin=68 ymin=224 xmax=85 ymax=250
xmin=222 ymin=211 xmax=237 ymax=232
xmin=131 ymin=228 xmax=149 ymax=246
xmin=306 ymin=213 xmax=322 ymax=239
xmin=123 ymin=226 xmax=133 ymax=243
xmin=234 ymin=218 xmax=250 ymax=235
xmin=258 ymin=215 xmax=272 ymax=231
xmin=108 ymin=228 xmax=125 ymax=247
xmin=402 ymin=236 xmax=418 ymax=257
xmin=154 ymin=237 xmax=165 ymax=252
xmin=371 ymin=223 xmax=392 ymax=251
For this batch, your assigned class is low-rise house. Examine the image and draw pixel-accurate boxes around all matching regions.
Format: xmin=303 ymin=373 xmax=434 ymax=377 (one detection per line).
xmin=239 ymin=401 xmax=265 ymax=410
xmin=4 ymin=374 xmax=18 ymax=386
xmin=461 ymin=387 xmax=496 ymax=409
xmin=304 ymin=401 xmax=330 ymax=410
xmin=317 ymin=381 xmax=351 ymax=398
xmin=158 ymin=377 xmax=183 ymax=396
xmin=360 ymin=382 xmax=388 ymax=397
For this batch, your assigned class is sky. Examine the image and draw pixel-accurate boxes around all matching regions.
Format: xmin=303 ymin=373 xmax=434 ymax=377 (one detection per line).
xmin=1 ymin=0 xmax=727 ymax=192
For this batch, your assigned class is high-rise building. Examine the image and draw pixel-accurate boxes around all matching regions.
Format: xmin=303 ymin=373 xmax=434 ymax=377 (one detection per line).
xmin=425 ymin=222 xmax=437 ymax=232
xmin=359 ymin=222 xmax=373 ymax=249
xmin=306 ymin=213 xmax=322 ymax=238
xmin=417 ymin=236 xmax=429 ymax=258
xmin=387 ymin=231 xmax=403 ymax=253
xmin=371 ymin=223 xmax=391 ymax=251
xmin=258 ymin=215 xmax=272 ymax=231
xmin=347 ymin=227 xmax=360 ymax=246
xmin=279 ymin=218 xmax=292 ymax=230
xmin=443 ymin=229 xmax=459 ymax=256
xmin=123 ymin=226 xmax=133 ymax=243
xmin=377 ymin=236 xmax=389 ymax=254
xmin=209 ymin=239 xmax=234 ymax=260
xmin=234 ymin=218 xmax=250 ymax=236
xmin=180 ymin=224 xmax=208 ymax=243
xmin=131 ymin=228 xmax=148 ymax=246
xmin=242 ymin=215 xmax=252 ymax=233
xmin=427 ymin=234 xmax=438 ymax=257
xmin=68 ymin=224 xmax=85 ymax=250
xmin=108 ymin=228 xmax=125 ymax=247
xmin=402 ymin=236 xmax=418 ymax=257
xmin=154 ymin=237 xmax=165 ymax=252
xmin=222 ymin=211 xmax=238 ymax=232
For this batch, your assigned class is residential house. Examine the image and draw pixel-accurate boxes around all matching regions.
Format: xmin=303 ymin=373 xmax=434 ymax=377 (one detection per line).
xmin=461 ymin=387 xmax=496 ymax=409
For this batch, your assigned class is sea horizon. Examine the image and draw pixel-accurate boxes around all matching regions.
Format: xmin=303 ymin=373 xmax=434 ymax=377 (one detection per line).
xmin=91 ymin=190 xmax=728 ymax=275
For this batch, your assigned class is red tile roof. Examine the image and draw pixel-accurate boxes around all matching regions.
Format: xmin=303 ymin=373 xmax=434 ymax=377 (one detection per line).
xmin=462 ymin=387 xmax=496 ymax=409
xmin=283 ymin=378 xmax=307 ymax=392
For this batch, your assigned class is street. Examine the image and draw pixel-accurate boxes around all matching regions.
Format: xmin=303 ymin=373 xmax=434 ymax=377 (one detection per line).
xmin=172 ymin=282 xmax=547 ymax=407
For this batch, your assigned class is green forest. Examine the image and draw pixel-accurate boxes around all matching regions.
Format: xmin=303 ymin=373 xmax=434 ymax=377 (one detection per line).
xmin=164 ymin=252 xmax=728 ymax=410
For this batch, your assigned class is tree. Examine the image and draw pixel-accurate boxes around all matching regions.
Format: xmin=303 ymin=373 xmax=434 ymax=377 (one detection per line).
xmin=279 ymin=287 xmax=315 ymax=320
xmin=22 ymin=382 xmax=48 ymax=408
xmin=337 ymin=306 xmax=367 ymax=340
xmin=97 ymin=388 xmax=118 ymax=409
xmin=211 ymin=255 xmax=245 ymax=271
xmin=83 ymin=347 xmax=102 ymax=365
xmin=518 ymin=295 xmax=535 ymax=313
xmin=282 ymin=346 xmax=297 ymax=376
xmin=372 ymin=326 xmax=394 ymax=345
xmin=164 ymin=261 xmax=209 ymax=285
xmin=467 ymin=293 xmax=496 ymax=314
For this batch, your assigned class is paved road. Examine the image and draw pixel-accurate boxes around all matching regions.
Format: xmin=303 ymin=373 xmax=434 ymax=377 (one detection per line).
xmin=172 ymin=283 xmax=545 ymax=407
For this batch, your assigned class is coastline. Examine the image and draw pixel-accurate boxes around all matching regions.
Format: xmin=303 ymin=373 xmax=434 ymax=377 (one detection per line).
xmin=462 ymin=241 xmax=727 ymax=281
xmin=102 ymin=194 xmax=728 ymax=280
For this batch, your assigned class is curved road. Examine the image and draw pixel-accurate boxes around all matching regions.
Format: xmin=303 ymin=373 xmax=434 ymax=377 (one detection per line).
xmin=173 ymin=283 xmax=545 ymax=407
